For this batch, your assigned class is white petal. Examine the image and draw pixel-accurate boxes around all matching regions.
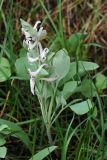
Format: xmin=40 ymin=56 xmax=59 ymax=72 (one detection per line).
xmin=40 ymin=48 xmax=49 ymax=61
xmin=41 ymin=77 xmax=57 ymax=82
xmin=37 ymin=27 xmax=47 ymax=41
xmin=38 ymin=42 xmax=49 ymax=61
xmin=27 ymin=52 xmax=39 ymax=63
xmin=30 ymin=78 xmax=35 ymax=95
xmin=33 ymin=21 xmax=41 ymax=30
xmin=25 ymin=39 xmax=32 ymax=47
xmin=38 ymin=42 xmax=43 ymax=54
xmin=28 ymin=41 xmax=37 ymax=50
xmin=22 ymin=28 xmax=30 ymax=38
xmin=28 ymin=64 xmax=48 ymax=77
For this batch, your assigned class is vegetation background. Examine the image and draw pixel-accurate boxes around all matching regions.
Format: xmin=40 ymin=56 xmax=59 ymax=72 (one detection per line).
xmin=0 ymin=0 xmax=107 ymax=159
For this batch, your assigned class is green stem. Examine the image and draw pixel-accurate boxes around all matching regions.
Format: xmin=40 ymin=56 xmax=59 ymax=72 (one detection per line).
xmin=48 ymin=82 xmax=59 ymax=122
xmin=46 ymin=124 xmax=53 ymax=145
xmin=48 ymin=95 xmax=54 ymax=124
xmin=38 ymin=91 xmax=53 ymax=145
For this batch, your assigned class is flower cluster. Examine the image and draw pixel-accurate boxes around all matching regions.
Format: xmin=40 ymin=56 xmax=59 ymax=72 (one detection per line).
xmin=21 ymin=20 xmax=50 ymax=95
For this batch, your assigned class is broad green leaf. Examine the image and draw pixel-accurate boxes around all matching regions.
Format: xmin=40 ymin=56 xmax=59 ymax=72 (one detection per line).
xmin=70 ymin=99 xmax=94 ymax=115
xmin=78 ymin=79 xmax=96 ymax=98
xmin=96 ymin=73 xmax=107 ymax=90
xmin=29 ymin=146 xmax=57 ymax=160
xmin=56 ymin=91 xmax=66 ymax=107
xmin=15 ymin=57 xmax=29 ymax=80
xmin=60 ymin=61 xmax=99 ymax=86
xmin=63 ymin=81 xmax=78 ymax=99
xmin=19 ymin=48 xmax=27 ymax=57
xmin=0 ymin=57 xmax=11 ymax=82
xmin=0 ymin=137 xmax=6 ymax=146
xmin=20 ymin=18 xmax=36 ymax=36
xmin=0 ymin=119 xmax=32 ymax=151
xmin=42 ymin=83 xmax=53 ymax=100
xmin=0 ymin=124 xmax=9 ymax=131
xmin=70 ymin=61 xmax=99 ymax=76
xmin=0 ymin=146 xmax=7 ymax=158
xmin=53 ymin=49 xmax=70 ymax=80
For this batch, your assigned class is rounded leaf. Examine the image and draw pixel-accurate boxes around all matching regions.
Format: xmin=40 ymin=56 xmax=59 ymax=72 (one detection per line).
xmin=15 ymin=57 xmax=29 ymax=80
xmin=0 ymin=146 xmax=7 ymax=158
xmin=53 ymin=49 xmax=70 ymax=80
xmin=0 ymin=137 xmax=6 ymax=146
xmin=0 ymin=57 xmax=11 ymax=82
xmin=70 ymin=99 xmax=94 ymax=115
xmin=63 ymin=81 xmax=78 ymax=99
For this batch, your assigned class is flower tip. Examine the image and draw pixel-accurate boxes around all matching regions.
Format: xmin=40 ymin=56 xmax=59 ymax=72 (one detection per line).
xmin=34 ymin=21 xmax=41 ymax=29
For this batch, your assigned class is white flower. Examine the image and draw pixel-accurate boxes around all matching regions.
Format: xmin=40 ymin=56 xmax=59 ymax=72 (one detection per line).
xmin=22 ymin=28 xmax=31 ymax=39
xmin=33 ymin=21 xmax=41 ymax=29
xmin=28 ymin=64 xmax=47 ymax=77
xmin=28 ymin=64 xmax=47 ymax=95
xmin=28 ymin=41 xmax=37 ymax=50
xmin=22 ymin=21 xmax=47 ymax=51
xmin=37 ymin=26 xmax=47 ymax=41
xmin=30 ymin=77 xmax=35 ymax=95
xmin=38 ymin=42 xmax=49 ymax=61
xmin=27 ymin=52 xmax=39 ymax=63
xmin=34 ymin=21 xmax=47 ymax=41
xmin=41 ymin=77 xmax=57 ymax=81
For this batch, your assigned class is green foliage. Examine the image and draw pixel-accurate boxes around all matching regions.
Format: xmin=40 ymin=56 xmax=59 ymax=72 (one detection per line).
xmin=0 ymin=147 xmax=7 ymax=159
xmin=70 ymin=61 xmax=99 ymax=76
xmin=66 ymin=32 xmax=87 ymax=55
xmin=19 ymin=48 xmax=27 ymax=57
xmin=0 ymin=124 xmax=10 ymax=159
xmin=53 ymin=49 xmax=70 ymax=80
xmin=60 ymin=61 xmax=99 ymax=86
xmin=0 ymin=119 xmax=32 ymax=151
xmin=15 ymin=56 xmax=29 ymax=80
xmin=20 ymin=18 xmax=37 ymax=36
xmin=96 ymin=73 xmax=107 ymax=90
xmin=70 ymin=99 xmax=94 ymax=115
xmin=62 ymin=81 xmax=78 ymax=99
xmin=29 ymin=146 xmax=57 ymax=160
xmin=0 ymin=57 xmax=11 ymax=82
xmin=78 ymin=79 xmax=96 ymax=98
xmin=0 ymin=2 xmax=105 ymax=159
xmin=56 ymin=90 xmax=66 ymax=107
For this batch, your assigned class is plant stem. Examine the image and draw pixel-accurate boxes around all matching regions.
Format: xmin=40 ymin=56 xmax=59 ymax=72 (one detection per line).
xmin=46 ymin=124 xmax=53 ymax=145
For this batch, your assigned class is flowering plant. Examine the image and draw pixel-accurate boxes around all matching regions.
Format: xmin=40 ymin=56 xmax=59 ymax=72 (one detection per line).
xmin=15 ymin=19 xmax=99 ymax=144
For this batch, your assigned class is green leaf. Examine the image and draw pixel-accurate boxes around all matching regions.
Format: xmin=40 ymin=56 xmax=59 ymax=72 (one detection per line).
xmin=96 ymin=73 xmax=107 ymax=90
xmin=53 ymin=49 xmax=70 ymax=80
xmin=0 ymin=146 xmax=7 ymax=158
xmin=15 ymin=57 xmax=29 ymax=80
xmin=67 ymin=32 xmax=87 ymax=54
xmin=20 ymin=18 xmax=36 ymax=36
xmin=0 ymin=124 xmax=9 ymax=131
xmin=0 ymin=137 xmax=6 ymax=146
xmin=39 ymin=68 xmax=49 ymax=77
xmin=78 ymin=79 xmax=96 ymax=98
xmin=0 ymin=57 xmax=11 ymax=82
xmin=56 ymin=91 xmax=66 ymax=107
xmin=42 ymin=83 xmax=53 ymax=100
xmin=19 ymin=48 xmax=27 ymax=57
xmin=29 ymin=146 xmax=57 ymax=160
xmin=60 ymin=61 xmax=99 ymax=86
xmin=0 ymin=119 xmax=32 ymax=151
xmin=70 ymin=99 xmax=94 ymax=115
xmin=63 ymin=81 xmax=78 ymax=99
xmin=70 ymin=61 xmax=99 ymax=76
